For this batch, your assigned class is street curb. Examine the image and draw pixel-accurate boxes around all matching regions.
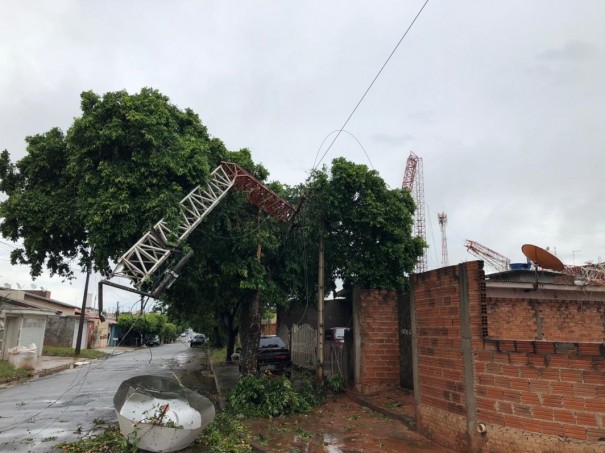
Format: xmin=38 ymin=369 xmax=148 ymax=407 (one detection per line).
xmin=345 ymin=389 xmax=416 ymax=431
xmin=208 ymin=350 xmax=226 ymax=411
xmin=32 ymin=363 xmax=74 ymax=378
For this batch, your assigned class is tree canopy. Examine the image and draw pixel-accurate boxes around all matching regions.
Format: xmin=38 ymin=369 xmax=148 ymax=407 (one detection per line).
xmin=0 ymin=88 xmax=226 ymax=278
xmin=302 ymin=158 xmax=425 ymax=292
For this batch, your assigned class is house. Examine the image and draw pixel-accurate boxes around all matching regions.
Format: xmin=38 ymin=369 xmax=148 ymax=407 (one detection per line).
xmin=0 ymin=296 xmax=56 ymax=360
xmin=0 ymin=289 xmax=114 ymax=350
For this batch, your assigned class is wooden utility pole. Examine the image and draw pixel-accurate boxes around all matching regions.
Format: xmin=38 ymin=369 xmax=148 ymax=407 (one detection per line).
xmin=75 ymin=266 xmax=91 ymax=356
xmin=317 ymin=225 xmax=324 ymax=380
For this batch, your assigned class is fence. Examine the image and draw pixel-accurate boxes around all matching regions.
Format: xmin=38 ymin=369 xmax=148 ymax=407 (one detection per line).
xmin=285 ymin=323 xmax=345 ymax=377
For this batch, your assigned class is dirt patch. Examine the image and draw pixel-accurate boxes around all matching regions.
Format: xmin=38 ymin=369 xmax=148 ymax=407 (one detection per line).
xmin=242 ymin=394 xmax=451 ymax=453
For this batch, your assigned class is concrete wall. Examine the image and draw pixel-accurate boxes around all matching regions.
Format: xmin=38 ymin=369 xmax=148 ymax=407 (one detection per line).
xmin=410 ymin=261 xmax=605 ymax=453
xmin=44 ymin=316 xmax=77 ymax=348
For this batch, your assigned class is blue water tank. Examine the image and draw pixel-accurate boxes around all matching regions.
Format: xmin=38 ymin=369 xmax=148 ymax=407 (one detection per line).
xmin=509 ymin=262 xmax=531 ymax=270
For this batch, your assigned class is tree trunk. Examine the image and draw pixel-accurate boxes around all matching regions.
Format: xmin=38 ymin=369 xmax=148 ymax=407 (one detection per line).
xmin=239 ymin=289 xmax=262 ymax=374
xmin=223 ymin=309 xmax=239 ymax=362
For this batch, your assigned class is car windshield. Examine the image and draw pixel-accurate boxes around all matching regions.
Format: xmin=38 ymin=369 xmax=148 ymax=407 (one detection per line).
xmin=259 ymin=337 xmax=286 ymax=349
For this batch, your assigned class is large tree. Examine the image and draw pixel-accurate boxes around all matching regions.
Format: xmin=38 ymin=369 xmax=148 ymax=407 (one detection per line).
xmin=0 ymin=88 xmax=225 ymax=278
xmin=161 ymin=149 xmax=297 ymax=370
xmin=301 ymin=157 xmax=425 ymax=293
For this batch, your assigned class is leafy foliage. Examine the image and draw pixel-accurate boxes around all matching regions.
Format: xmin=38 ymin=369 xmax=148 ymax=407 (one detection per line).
xmin=228 ymin=371 xmax=320 ymax=417
xmin=55 ymin=424 xmax=136 ymax=453
xmin=0 ymin=88 xmax=226 ymax=278
xmin=324 ymin=373 xmax=346 ymax=396
xmin=117 ymin=312 xmax=176 ymax=341
xmin=302 ymin=158 xmax=425 ymax=292
xmin=197 ymin=411 xmax=253 ymax=453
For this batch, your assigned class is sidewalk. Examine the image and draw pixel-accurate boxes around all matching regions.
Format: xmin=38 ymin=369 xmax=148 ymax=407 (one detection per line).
xmin=1 ymin=347 xmax=138 ymax=386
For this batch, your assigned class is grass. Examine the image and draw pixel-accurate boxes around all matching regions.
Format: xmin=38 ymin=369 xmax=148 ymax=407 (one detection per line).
xmin=42 ymin=346 xmax=108 ymax=359
xmin=0 ymin=360 xmax=29 ymax=381
xmin=209 ymin=346 xmax=228 ymax=364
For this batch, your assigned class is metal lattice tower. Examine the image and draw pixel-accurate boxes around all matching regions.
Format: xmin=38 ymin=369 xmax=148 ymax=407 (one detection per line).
xmin=110 ymin=161 xmax=296 ymax=289
xmin=402 ymin=151 xmax=427 ymax=273
xmin=438 ymin=212 xmax=448 ymax=267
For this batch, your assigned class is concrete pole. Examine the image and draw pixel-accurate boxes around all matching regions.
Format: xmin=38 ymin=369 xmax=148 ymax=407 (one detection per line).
xmin=74 ymin=266 xmax=91 ymax=356
xmin=317 ymin=226 xmax=324 ymax=381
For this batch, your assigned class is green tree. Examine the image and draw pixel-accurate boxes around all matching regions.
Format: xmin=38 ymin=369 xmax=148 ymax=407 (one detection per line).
xmin=0 ymin=88 xmax=225 ymax=278
xmin=303 ymin=158 xmax=424 ymax=292
xmin=161 ymin=149 xmax=295 ymax=369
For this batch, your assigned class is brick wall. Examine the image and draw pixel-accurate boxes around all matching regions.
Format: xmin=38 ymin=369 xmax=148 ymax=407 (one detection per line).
xmin=353 ymin=288 xmax=400 ymax=394
xmin=411 ymin=263 xmax=485 ymax=452
xmin=475 ymin=339 xmax=605 ymax=451
xmin=411 ymin=262 xmax=605 ymax=452
xmin=487 ymin=297 xmax=604 ymax=342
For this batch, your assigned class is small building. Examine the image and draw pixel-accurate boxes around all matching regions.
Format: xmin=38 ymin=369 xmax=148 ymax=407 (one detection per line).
xmin=0 ymin=298 xmax=55 ymax=360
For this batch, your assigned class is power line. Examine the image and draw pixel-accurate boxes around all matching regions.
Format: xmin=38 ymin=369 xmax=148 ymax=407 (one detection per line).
xmin=314 ymin=129 xmax=374 ymax=170
xmin=314 ymin=0 xmax=431 ymax=170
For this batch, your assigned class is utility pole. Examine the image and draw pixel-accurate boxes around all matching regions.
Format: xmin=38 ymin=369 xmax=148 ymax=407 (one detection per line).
xmin=317 ymin=224 xmax=324 ymax=381
xmin=75 ymin=265 xmax=91 ymax=356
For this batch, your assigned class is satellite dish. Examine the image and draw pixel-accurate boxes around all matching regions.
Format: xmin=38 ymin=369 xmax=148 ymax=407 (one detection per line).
xmin=522 ymin=244 xmax=564 ymax=272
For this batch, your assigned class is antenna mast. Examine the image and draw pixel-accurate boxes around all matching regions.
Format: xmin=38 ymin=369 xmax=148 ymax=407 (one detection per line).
xmin=402 ymin=151 xmax=427 ymax=273
xmin=438 ymin=212 xmax=448 ymax=267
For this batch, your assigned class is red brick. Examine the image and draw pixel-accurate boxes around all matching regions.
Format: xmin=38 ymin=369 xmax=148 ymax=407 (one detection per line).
xmin=564 ymin=425 xmax=586 ymax=440
xmin=494 ymin=376 xmax=511 ymax=388
xmin=539 ymin=368 xmax=559 ymax=380
xmin=573 ymin=383 xmax=596 ymax=398
xmin=522 ymin=419 xmax=544 ymax=433
xmin=521 ymin=393 xmax=541 ymax=406
xmin=535 ymin=342 xmax=555 ymax=354
xmin=547 ymin=355 xmax=570 ymax=368
xmin=553 ymin=408 xmax=576 ymax=424
xmin=585 ymin=399 xmax=605 ymax=412
xmin=551 ymin=382 xmax=573 ymax=395
xmin=533 ymin=406 xmax=554 ymax=421
xmin=516 ymin=341 xmax=534 ymax=353
xmin=503 ymin=415 xmax=525 ymax=430
xmin=576 ymin=412 xmax=598 ymax=427
xmin=586 ymin=428 xmax=605 ymax=442
xmin=541 ymin=421 xmax=564 ymax=437
xmin=563 ymin=397 xmax=586 ymax=411
xmin=559 ymin=368 xmax=582 ymax=382
xmin=582 ymin=370 xmax=605 ymax=385
xmin=520 ymin=367 xmax=540 ymax=379
xmin=570 ymin=357 xmax=595 ymax=370
xmin=578 ymin=343 xmax=602 ymax=356
xmin=500 ymin=389 xmax=522 ymax=403
xmin=496 ymin=401 xmax=513 ymax=415
xmin=529 ymin=380 xmax=550 ymax=394
xmin=542 ymin=395 xmax=564 ymax=408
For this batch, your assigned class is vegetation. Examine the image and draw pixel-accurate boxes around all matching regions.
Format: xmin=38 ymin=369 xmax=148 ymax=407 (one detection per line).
xmin=0 ymin=359 xmax=29 ymax=381
xmin=229 ymin=371 xmax=321 ymax=418
xmin=117 ymin=312 xmax=178 ymax=343
xmin=0 ymin=88 xmax=225 ymax=280
xmin=55 ymin=424 xmax=137 ymax=453
xmin=0 ymin=87 xmax=422 ymax=379
xmin=42 ymin=346 xmax=107 ymax=359
xmin=197 ymin=411 xmax=254 ymax=453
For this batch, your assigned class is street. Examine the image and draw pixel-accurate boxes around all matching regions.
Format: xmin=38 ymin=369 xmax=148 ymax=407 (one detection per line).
xmin=0 ymin=342 xmax=210 ymax=452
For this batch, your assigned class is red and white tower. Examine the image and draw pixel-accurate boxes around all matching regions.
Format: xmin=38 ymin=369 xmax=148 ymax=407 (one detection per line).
xmin=402 ymin=151 xmax=427 ymax=273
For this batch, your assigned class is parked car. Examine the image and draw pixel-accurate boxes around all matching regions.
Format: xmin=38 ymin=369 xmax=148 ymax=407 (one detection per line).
xmin=325 ymin=327 xmax=349 ymax=344
xmin=190 ymin=334 xmax=206 ymax=348
xmin=145 ymin=335 xmax=160 ymax=347
xmin=257 ymin=335 xmax=291 ymax=374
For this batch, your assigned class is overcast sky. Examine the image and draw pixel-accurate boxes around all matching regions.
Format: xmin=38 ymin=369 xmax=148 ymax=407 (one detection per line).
xmin=1 ymin=1 xmax=604 ymax=309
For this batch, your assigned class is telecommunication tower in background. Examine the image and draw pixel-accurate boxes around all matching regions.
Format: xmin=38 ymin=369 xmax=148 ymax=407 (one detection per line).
xmin=438 ymin=212 xmax=448 ymax=267
xmin=402 ymin=151 xmax=427 ymax=273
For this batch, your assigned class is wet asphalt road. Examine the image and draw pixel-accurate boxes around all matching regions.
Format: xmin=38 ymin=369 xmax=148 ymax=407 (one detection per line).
xmin=0 ymin=342 xmax=206 ymax=452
